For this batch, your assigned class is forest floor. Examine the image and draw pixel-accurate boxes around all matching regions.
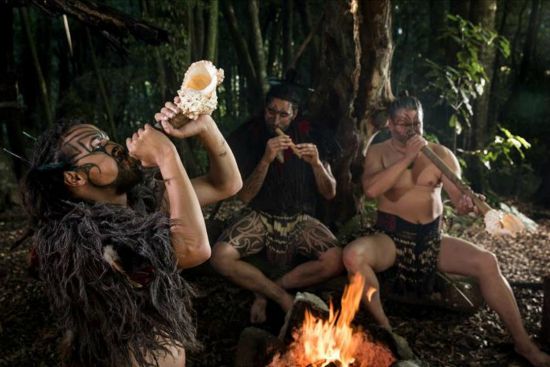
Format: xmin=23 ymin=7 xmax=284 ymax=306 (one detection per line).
xmin=0 ymin=205 xmax=549 ymax=367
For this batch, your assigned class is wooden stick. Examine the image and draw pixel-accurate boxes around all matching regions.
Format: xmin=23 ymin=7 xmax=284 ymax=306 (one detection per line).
xmin=275 ymin=127 xmax=302 ymax=158
xmin=421 ymin=146 xmax=492 ymax=214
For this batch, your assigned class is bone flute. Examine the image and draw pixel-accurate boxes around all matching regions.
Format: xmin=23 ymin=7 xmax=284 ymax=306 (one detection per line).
xmin=275 ymin=127 xmax=302 ymax=158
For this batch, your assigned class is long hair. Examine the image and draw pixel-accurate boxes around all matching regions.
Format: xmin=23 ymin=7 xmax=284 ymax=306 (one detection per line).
xmin=22 ymin=120 xmax=201 ymax=366
xmin=21 ymin=119 xmax=83 ymax=223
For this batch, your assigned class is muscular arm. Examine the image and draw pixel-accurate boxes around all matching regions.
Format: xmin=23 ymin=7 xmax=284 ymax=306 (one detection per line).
xmin=237 ymin=158 xmax=270 ymax=204
xmin=190 ymin=116 xmax=243 ymax=206
xmin=312 ymin=161 xmax=337 ymax=199
xmin=159 ymin=150 xmax=211 ymax=269
xmin=127 ymin=125 xmax=210 ymax=270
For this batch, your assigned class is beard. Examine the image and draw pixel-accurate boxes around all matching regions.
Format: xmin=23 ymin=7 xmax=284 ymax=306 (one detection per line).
xmin=395 ymin=127 xmax=422 ymax=144
xmin=111 ymin=155 xmax=143 ymax=194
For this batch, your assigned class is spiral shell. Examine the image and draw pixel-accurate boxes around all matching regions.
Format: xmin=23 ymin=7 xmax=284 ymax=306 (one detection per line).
xmin=176 ymin=60 xmax=224 ymax=122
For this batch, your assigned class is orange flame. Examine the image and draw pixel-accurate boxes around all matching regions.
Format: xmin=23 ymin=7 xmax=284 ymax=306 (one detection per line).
xmin=268 ymin=274 xmax=395 ymax=367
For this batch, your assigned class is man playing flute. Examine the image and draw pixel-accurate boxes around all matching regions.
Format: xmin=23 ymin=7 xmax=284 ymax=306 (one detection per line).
xmin=211 ymin=83 xmax=344 ymax=323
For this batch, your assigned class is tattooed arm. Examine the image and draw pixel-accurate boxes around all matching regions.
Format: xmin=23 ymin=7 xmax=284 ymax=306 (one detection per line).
xmin=296 ymin=143 xmax=337 ymax=200
xmin=238 ymin=135 xmax=292 ymax=203
xmin=156 ymin=99 xmax=242 ymax=206
xmin=127 ymin=124 xmax=209 ymax=269
xmin=189 ymin=115 xmax=242 ymax=205
xmin=312 ymin=161 xmax=337 ymax=200
xmin=237 ymin=159 xmax=270 ymax=204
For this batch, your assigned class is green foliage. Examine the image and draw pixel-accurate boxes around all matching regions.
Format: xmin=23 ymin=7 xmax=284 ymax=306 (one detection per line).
xmin=477 ymin=127 xmax=531 ymax=169
xmin=425 ymin=14 xmax=510 ymax=135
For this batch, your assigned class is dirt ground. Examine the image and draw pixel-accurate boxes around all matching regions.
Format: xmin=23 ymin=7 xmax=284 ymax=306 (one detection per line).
xmin=0 ymin=208 xmax=549 ymax=367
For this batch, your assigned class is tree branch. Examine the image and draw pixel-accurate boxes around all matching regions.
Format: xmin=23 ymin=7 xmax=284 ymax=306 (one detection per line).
xmin=27 ymin=0 xmax=168 ymax=45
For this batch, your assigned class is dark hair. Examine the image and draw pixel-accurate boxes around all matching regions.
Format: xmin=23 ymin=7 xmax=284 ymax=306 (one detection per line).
xmin=266 ymin=84 xmax=302 ymax=111
xmin=21 ymin=119 xmax=84 ymax=223
xmin=388 ymin=94 xmax=423 ymax=120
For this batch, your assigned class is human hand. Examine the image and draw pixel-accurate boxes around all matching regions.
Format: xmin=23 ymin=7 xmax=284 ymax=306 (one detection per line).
xmin=405 ymin=135 xmax=427 ymax=161
xmin=456 ymin=193 xmax=485 ymax=215
xmin=154 ymin=97 xmax=212 ymax=139
xmin=126 ymin=124 xmax=176 ymax=167
xmin=263 ymin=135 xmax=293 ymax=163
xmin=296 ymin=143 xmax=321 ymax=167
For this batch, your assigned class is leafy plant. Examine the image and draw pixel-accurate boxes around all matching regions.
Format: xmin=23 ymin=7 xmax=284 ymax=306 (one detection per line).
xmin=425 ymin=14 xmax=510 ymax=137
xmin=461 ymin=126 xmax=531 ymax=170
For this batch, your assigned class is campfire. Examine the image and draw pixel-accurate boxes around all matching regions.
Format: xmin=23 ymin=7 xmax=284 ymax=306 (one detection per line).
xmin=268 ymin=274 xmax=396 ymax=367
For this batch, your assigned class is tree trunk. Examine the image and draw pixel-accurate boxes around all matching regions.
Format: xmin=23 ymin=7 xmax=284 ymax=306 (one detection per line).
xmin=221 ymin=0 xmax=261 ymax=104
xmin=282 ymin=0 xmax=293 ymax=73
xmin=487 ymin=0 xmax=510 ymax=133
xmin=469 ymin=0 xmax=498 ymax=192
xmin=20 ymin=7 xmax=54 ymax=126
xmin=428 ymin=0 xmax=448 ymax=61
xmin=247 ymin=0 xmax=268 ymax=94
xmin=518 ymin=0 xmax=542 ymax=82
xmin=295 ymin=0 xmax=321 ymax=84
xmin=311 ymin=0 xmax=394 ymax=225
xmin=187 ymin=0 xmax=204 ymax=62
xmin=86 ymin=28 xmax=116 ymax=139
xmin=205 ymin=0 xmax=218 ymax=62
xmin=446 ymin=0 xmax=471 ymax=66
xmin=266 ymin=9 xmax=281 ymax=78
xmin=0 ymin=4 xmax=26 ymax=180
xmin=352 ymin=0 xmax=394 ymax=128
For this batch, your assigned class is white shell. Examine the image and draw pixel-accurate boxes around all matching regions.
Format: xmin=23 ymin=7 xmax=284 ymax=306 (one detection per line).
xmin=484 ymin=209 xmax=524 ymax=236
xmin=176 ymin=60 xmax=224 ymax=120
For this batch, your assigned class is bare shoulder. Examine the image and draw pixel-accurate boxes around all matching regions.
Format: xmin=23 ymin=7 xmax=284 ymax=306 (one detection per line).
xmin=366 ymin=140 xmax=390 ymax=157
xmin=362 ymin=140 xmax=388 ymax=174
xmin=428 ymin=142 xmax=456 ymax=159
xmin=427 ymin=142 xmax=461 ymax=172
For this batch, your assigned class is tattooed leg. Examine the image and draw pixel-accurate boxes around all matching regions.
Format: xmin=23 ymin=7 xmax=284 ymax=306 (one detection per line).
xmin=275 ymin=215 xmax=344 ymax=290
xmin=211 ymin=210 xmax=293 ymax=323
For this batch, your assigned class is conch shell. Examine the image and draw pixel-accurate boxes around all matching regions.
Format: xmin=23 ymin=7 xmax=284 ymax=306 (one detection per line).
xmin=173 ymin=60 xmax=224 ymax=127
xmin=484 ymin=209 xmax=525 ymax=236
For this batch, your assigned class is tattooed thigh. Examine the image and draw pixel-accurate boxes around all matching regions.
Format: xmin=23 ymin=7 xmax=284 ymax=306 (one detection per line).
xmin=293 ymin=216 xmax=339 ymax=259
xmin=218 ymin=210 xmax=267 ymax=258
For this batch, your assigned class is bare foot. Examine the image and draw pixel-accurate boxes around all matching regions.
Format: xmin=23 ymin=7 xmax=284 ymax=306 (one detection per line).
xmin=250 ymin=296 xmax=267 ymax=324
xmin=515 ymin=342 xmax=550 ymax=367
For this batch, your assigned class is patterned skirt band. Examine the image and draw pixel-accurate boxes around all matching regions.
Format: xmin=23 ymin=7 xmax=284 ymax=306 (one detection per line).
xmin=374 ymin=211 xmax=442 ymax=296
xmin=217 ymin=208 xmax=339 ymax=270
xmin=375 ymin=211 xmax=442 ymax=235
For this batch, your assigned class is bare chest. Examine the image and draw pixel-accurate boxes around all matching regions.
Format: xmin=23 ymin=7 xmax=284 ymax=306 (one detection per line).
xmin=382 ymin=151 xmax=442 ymax=190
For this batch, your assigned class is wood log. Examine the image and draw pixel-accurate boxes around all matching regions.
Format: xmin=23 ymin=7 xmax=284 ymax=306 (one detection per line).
xmin=542 ymin=276 xmax=550 ymax=344
xmin=278 ymin=292 xmax=330 ymax=344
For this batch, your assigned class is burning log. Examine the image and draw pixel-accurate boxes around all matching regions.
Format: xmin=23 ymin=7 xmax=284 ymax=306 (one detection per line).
xmin=235 ymin=275 xmax=424 ymax=367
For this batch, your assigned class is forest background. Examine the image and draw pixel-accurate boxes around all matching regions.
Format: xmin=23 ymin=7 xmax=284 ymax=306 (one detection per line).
xmin=1 ymin=1 xmax=550 ymax=366
xmin=1 ymin=0 xmax=550 ymax=225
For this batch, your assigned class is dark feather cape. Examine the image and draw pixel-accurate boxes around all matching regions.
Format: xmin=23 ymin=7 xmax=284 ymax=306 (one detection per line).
xmin=34 ymin=183 xmax=199 ymax=367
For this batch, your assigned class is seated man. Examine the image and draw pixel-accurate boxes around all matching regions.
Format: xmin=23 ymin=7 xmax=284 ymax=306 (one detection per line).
xmin=210 ymin=84 xmax=344 ymax=323
xmin=21 ymin=99 xmax=242 ymax=367
xmin=343 ymin=95 xmax=550 ymax=367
